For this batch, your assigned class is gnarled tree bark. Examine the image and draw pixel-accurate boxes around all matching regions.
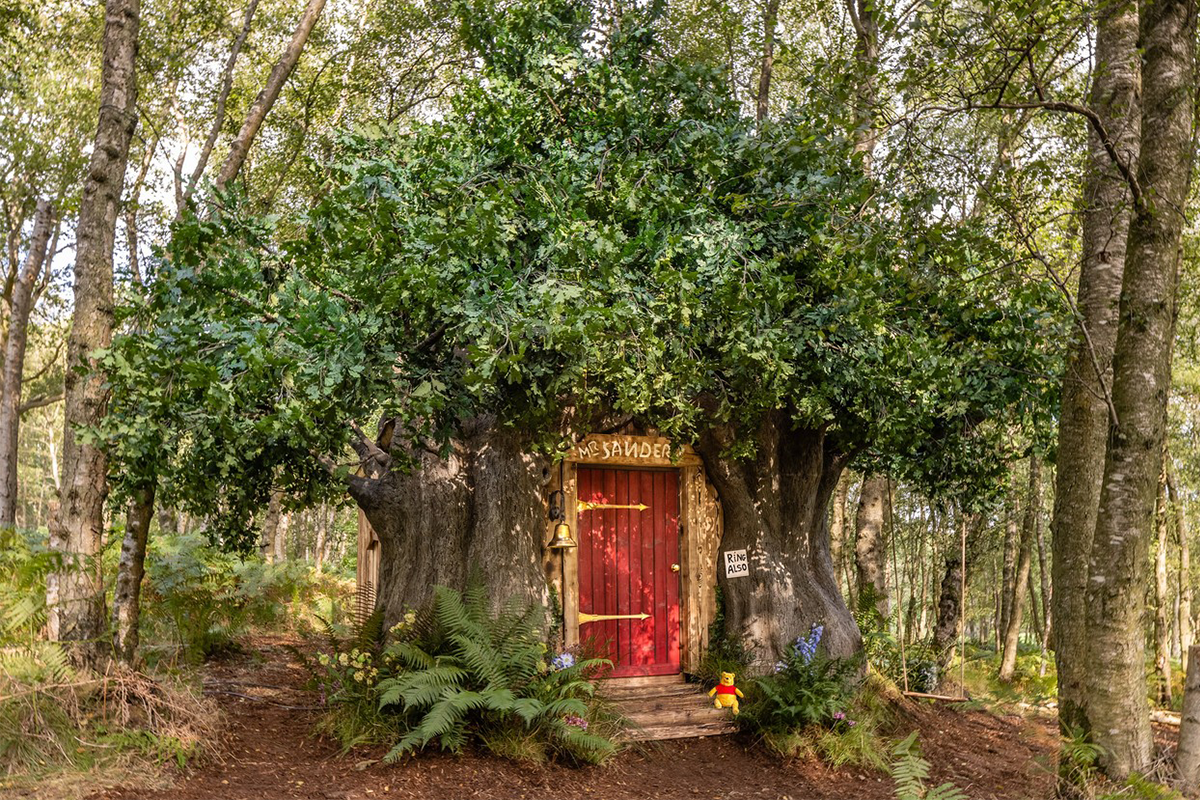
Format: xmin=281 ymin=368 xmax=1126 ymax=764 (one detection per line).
xmin=696 ymin=416 xmax=860 ymax=662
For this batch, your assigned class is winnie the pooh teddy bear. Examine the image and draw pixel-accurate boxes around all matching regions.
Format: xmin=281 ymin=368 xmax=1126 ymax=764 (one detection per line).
xmin=708 ymin=671 xmax=744 ymax=715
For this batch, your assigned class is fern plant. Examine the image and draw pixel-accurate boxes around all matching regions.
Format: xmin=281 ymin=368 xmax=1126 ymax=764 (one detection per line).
xmin=891 ymin=731 xmax=969 ymax=800
xmin=374 ymin=584 xmax=618 ymax=764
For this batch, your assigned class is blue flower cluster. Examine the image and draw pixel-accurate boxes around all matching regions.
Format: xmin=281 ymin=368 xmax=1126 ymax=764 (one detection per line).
xmin=551 ymin=652 xmax=576 ymax=671
xmin=792 ymin=623 xmax=824 ymax=664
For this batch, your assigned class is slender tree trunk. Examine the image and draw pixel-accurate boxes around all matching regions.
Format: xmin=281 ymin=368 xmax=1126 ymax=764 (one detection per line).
xmin=182 ymin=0 xmax=261 ymax=207
xmin=1051 ymin=0 xmax=1141 ymax=737
xmin=755 ymin=0 xmax=781 ymax=123
xmin=1156 ymin=469 xmax=1174 ymax=705
xmin=1000 ymin=457 xmax=1041 ymax=682
xmin=1000 ymin=491 xmax=1019 ymax=640
xmin=1169 ymin=459 xmax=1193 ymax=673
xmin=46 ymin=0 xmax=140 ymax=666
xmin=314 ymin=504 xmax=326 ymax=574
xmin=1180 ymin=644 xmax=1200 ymax=792
xmin=0 ymin=200 xmax=53 ymax=528
xmin=111 ymin=483 xmax=154 ymax=663
xmin=932 ymin=511 xmax=982 ymax=664
xmin=1082 ymin=0 xmax=1195 ymax=774
xmin=829 ymin=471 xmax=851 ymax=595
xmin=845 ymin=0 xmax=879 ymax=171
xmin=260 ymin=490 xmax=283 ymax=561
xmin=215 ymin=0 xmax=328 ymax=190
xmin=1035 ymin=487 xmax=1053 ymax=653
xmin=855 ymin=474 xmax=889 ymax=620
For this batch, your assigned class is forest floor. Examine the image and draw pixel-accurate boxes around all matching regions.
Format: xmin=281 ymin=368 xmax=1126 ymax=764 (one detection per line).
xmin=82 ymin=635 xmax=1062 ymax=800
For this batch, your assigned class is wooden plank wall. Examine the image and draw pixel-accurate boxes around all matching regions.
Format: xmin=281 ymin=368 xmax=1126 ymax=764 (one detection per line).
xmin=355 ymin=510 xmax=380 ymax=624
xmin=679 ymin=466 xmax=723 ymax=673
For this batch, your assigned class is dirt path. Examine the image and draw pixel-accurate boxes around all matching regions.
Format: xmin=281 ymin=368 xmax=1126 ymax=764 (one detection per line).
xmin=89 ymin=637 xmax=1059 ymax=800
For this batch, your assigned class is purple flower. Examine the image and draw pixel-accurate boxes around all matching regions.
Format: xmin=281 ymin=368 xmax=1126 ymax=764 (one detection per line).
xmin=833 ymin=711 xmax=845 ymax=720
xmin=565 ymin=714 xmax=589 ymax=730
xmin=551 ymin=653 xmax=576 ymax=671
xmin=774 ymin=660 xmax=787 ymax=673
xmin=847 ymin=719 xmax=857 ymax=727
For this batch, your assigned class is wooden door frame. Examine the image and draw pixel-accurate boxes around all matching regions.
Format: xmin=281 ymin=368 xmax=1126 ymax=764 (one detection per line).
xmin=547 ymin=434 xmax=721 ymax=675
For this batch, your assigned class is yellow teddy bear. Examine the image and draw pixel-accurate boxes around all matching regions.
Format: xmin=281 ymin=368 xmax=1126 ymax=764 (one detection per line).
xmin=708 ymin=671 xmax=745 ymax=715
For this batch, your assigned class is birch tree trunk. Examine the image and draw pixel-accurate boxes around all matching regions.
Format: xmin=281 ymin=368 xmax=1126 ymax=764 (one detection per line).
xmin=1000 ymin=492 xmax=1019 ymax=640
xmin=1050 ymin=0 xmax=1141 ymax=735
xmin=1169 ymin=459 xmax=1193 ymax=673
xmin=111 ymin=483 xmax=154 ymax=663
xmin=1157 ymin=469 xmax=1174 ymax=705
xmin=46 ymin=0 xmax=140 ymax=665
xmin=1082 ymin=0 xmax=1195 ymax=774
xmin=1000 ymin=457 xmax=1040 ymax=682
xmin=854 ymin=474 xmax=890 ymax=619
xmin=1178 ymin=645 xmax=1200 ymax=792
xmin=215 ymin=0 xmax=328 ymax=190
xmin=829 ymin=471 xmax=851 ymax=595
xmin=0 ymin=199 xmax=53 ymax=528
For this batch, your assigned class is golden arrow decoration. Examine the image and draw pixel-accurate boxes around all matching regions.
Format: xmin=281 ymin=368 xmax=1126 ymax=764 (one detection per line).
xmin=578 ymin=612 xmax=651 ymax=624
xmin=576 ymin=501 xmax=649 ymax=512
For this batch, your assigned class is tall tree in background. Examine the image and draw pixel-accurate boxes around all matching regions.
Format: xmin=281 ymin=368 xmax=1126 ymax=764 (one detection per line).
xmin=46 ymin=0 xmax=140 ymax=664
xmin=854 ymin=474 xmax=889 ymax=617
xmin=111 ymin=0 xmax=331 ymax=663
xmin=0 ymin=199 xmax=54 ymax=527
xmin=1082 ymin=0 xmax=1196 ymax=773
xmin=1050 ymin=0 xmax=1140 ymax=735
xmin=999 ymin=456 xmax=1040 ymax=682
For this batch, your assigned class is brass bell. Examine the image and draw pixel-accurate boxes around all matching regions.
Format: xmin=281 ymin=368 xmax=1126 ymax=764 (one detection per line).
xmin=547 ymin=520 xmax=577 ymax=549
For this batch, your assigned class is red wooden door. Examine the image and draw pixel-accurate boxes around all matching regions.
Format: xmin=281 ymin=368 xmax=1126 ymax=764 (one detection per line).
xmin=577 ymin=467 xmax=681 ymax=677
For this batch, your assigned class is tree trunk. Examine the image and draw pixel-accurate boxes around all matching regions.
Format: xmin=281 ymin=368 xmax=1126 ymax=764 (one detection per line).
xmin=215 ymin=0 xmax=328 ymax=191
xmin=1050 ymin=0 xmax=1141 ymax=736
xmin=755 ymin=0 xmax=781 ymax=123
xmin=314 ymin=504 xmax=327 ymax=574
xmin=0 ymin=199 xmax=53 ymax=528
xmin=46 ymin=0 xmax=140 ymax=666
xmin=1000 ymin=457 xmax=1041 ymax=682
xmin=182 ymin=0 xmax=261 ymax=207
xmin=854 ymin=474 xmax=889 ymax=620
xmin=111 ymin=483 xmax=155 ymax=663
xmin=1179 ymin=645 xmax=1200 ymax=792
xmin=1169 ymin=458 xmax=1193 ymax=673
xmin=932 ymin=510 xmax=983 ymax=663
xmin=260 ymin=490 xmax=283 ymax=561
xmin=829 ymin=471 xmax=851 ymax=596
xmin=1000 ymin=490 xmax=1019 ymax=640
xmin=1035 ymin=487 xmax=1053 ymax=654
xmin=845 ymin=0 xmax=879 ymax=171
xmin=1156 ymin=469 xmax=1174 ymax=705
xmin=697 ymin=417 xmax=860 ymax=662
xmin=1083 ymin=0 xmax=1195 ymax=775
xmin=347 ymin=417 xmax=551 ymax=630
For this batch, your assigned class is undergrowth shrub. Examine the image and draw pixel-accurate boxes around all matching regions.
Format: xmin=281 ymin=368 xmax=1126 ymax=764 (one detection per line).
xmin=891 ymin=731 xmax=968 ymax=800
xmin=140 ymin=532 xmax=351 ymax=665
xmin=306 ymin=584 xmax=622 ymax=765
xmin=0 ymin=643 xmax=218 ymax=778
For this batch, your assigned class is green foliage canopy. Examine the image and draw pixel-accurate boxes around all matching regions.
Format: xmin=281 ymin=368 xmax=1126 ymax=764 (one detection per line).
xmin=98 ymin=0 xmax=1063 ymax=549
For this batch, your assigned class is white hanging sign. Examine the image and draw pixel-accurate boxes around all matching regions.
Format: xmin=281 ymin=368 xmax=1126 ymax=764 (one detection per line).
xmin=724 ymin=549 xmax=749 ymax=579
